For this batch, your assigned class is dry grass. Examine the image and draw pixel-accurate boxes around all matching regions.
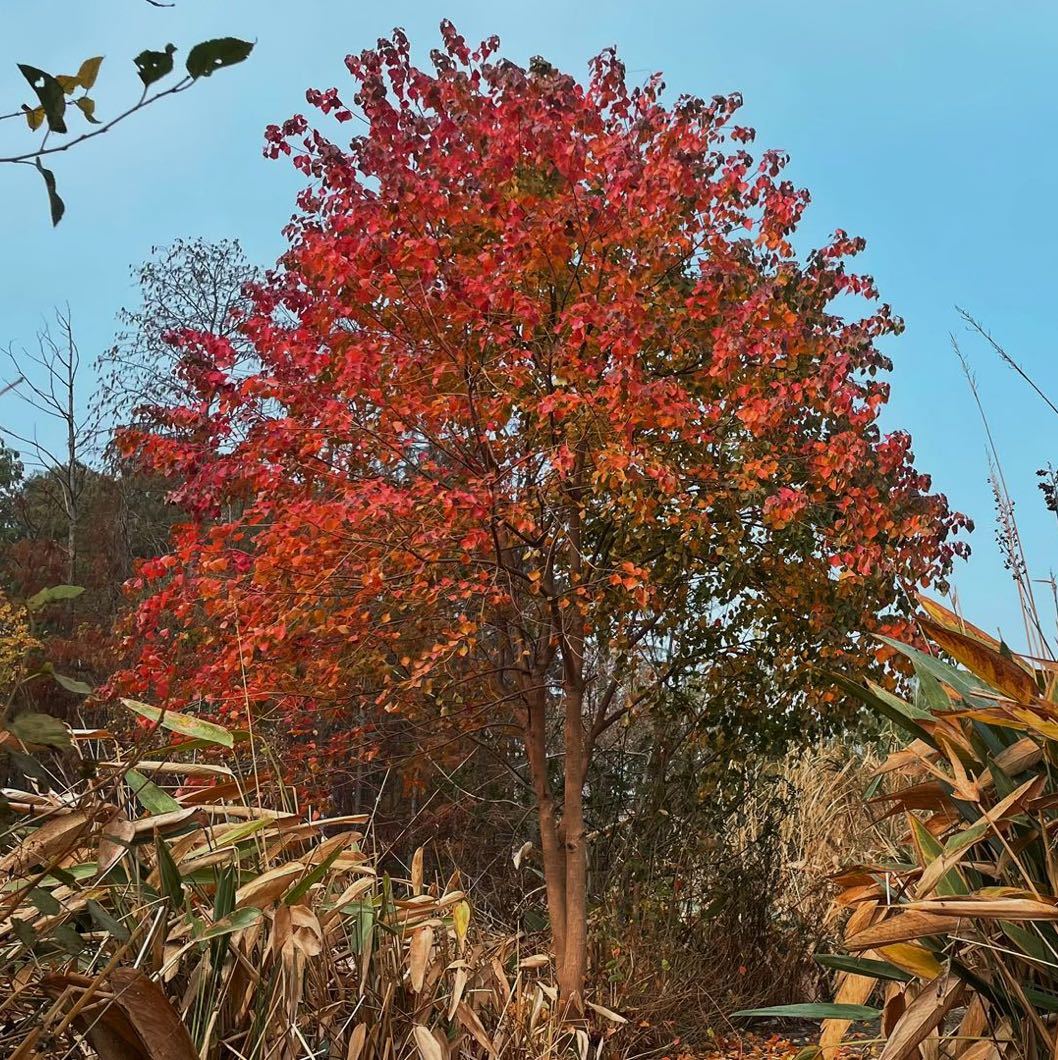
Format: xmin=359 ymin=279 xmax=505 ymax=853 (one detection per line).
xmin=0 ymin=705 xmax=632 ymax=1060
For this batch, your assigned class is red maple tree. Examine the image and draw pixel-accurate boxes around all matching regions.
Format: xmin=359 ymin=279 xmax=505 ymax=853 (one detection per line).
xmin=115 ymin=24 xmax=969 ymax=1004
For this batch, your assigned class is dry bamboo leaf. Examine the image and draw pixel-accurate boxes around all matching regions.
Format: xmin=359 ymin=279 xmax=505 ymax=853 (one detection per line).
xmin=907 ymin=897 xmax=1058 ymax=920
xmin=289 ymin=903 xmax=324 ymax=958
xmin=879 ymin=974 xmax=962 ymax=1060
xmin=411 ymin=845 xmax=425 ymax=894
xmin=872 ymin=741 xmax=941 ymax=777
xmin=846 ymin=911 xmax=959 ymax=950
xmin=530 ymin=986 xmax=548 ymax=1033
xmin=491 ymin=956 xmax=511 ymax=1001
xmin=881 ymin=988 xmax=908 ymax=1053
xmin=844 ymin=898 xmax=880 ymax=938
xmin=131 ymin=808 xmax=205 ymax=837
xmin=915 ymin=775 xmax=1045 ymax=898
xmin=519 ymin=954 xmax=550 ymax=969
xmin=408 ymin=924 xmax=434 ymax=992
xmin=820 ymin=970 xmax=877 ymax=1060
xmin=991 ymin=737 xmax=1042 ymax=779
xmin=432 ymin=1027 xmax=450 ymax=1060
xmin=586 ymin=999 xmax=627 ymax=1024
xmin=456 ymin=1001 xmax=497 ymax=1057
xmin=920 ymin=618 xmax=1037 ymax=702
xmin=412 ymin=1025 xmax=444 ymax=1060
xmin=953 ymin=995 xmax=989 ymax=1057
xmin=1 ymin=810 xmax=90 ymax=873
xmin=917 ymin=596 xmax=1002 ymax=650
xmin=346 ymin=1023 xmax=368 ymax=1060
xmin=235 ymin=861 xmax=305 ymax=908
xmin=97 ymin=814 xmax=136 ymax=876
xmin=449 ymin=966 xmax=468 ymax=1021
xmin=43 ymin=967 xmax=198 ymax=1060
xmin=959 ymin=1042 xmax=1000 ymax=1060
xmin=575 ymin=1028 xmax=590 ymax=1060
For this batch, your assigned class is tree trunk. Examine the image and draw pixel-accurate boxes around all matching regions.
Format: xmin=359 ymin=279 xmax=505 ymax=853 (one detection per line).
xmin=523 ymin=685 xmax=590 ymax=1010
xmin=524 ymin=685 xmax=568 ymax=972
xmin=557 ymin=685 xmax=588 ymax=1011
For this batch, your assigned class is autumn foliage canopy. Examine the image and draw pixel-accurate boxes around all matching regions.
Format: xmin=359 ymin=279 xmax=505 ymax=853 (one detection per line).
xmin=118 ymin=22 xmax=966 ymax=740
xmin=114 ymin=23 xmax=969 ymax=998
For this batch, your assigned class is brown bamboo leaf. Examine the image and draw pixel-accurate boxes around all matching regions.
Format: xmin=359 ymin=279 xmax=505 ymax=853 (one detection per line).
xmin=1 ymin=811 xmax=90 ymax=873
xmin=821 ymin=970 xmax=877 ymax=1060
xmin=42 ymin=968 xmax=197 ymax=1060
xmin=991 ymin=737 xmax=1042 ymax=778
xmin=455 ymin=1001 xmax=497 ymax=1058
xmin=907 ymin=897 xmax=1058 ymax=920
xmin=408 ymin=924 xmax=434 ymax=992
xmin=97 ymin=814 xmax=136 ymax=877
xmin=879 ymin=974 xmax=962 ymax=1060
xmin=235 ymin=861 xmax=304 ymax=909
xmin=449 ymin=965 xmax=468 ymax=1021
xmin=881 ymin=986 xmax=907 ymax=1041
xmin=412 ymin=1025 xmax=444 ymax=1060
xmin=130 ymin=808 xmax=205 ymax=837
xmin=345 ymin=1023 xmax=368 ymax=1060
xmin=915 ymin=775 xmax=1045 ymax=898
xmin=586 ymin=999 xmax=627 ymax=1024
xmin=411 ymin=845 xmax=425 ymax=894
xmin=846 ymin=911 xmax=959 ymax=950
xmin=920 ymin=618 xmax=1037 ymax=702
xmin=953 ymin=996 xmax=989 ymax=1058
xmin=845 ymin=899 xmax=881 ymax=939
xmin=958 ymin=1044 xmax=999 ymax=1060
xmin=917 ymin=597 xmax=1002 ymax=650
xmin=872 ymin=740 xmax=941 ymax=776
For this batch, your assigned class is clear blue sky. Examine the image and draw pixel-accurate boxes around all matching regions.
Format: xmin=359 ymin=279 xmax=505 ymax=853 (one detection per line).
xmin=2 ymin=1 xmax=1056 ymax=648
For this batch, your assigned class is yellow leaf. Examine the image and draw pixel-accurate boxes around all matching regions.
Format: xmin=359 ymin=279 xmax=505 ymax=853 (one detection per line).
xmin=24 ymin=106 xmax=45 ymax=131
xmin=920 ymin=617 xmax=1037 ymax=702
xmin=452 ymin=899 xmax=470 ymax=947
xmin=74 ymin=97 xmax=98 ymax=123
xmin=876 ymin=943 xmax=943 ymax=979
xmin=76 ymin=56 xmax=104 ymax=89
xmin=55 ymin=74 xmax=79 ymax=93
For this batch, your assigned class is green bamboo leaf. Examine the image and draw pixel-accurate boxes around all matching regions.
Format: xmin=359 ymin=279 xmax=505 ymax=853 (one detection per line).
xmin=125 ymin=768 xmax=181 ymax=814
xmin=284 ymin=846 xmax=343 ymax=905
xmin=820 ymin=668 xmax=936 ymax=748
xmin=732 ymin=1004 xmax=881 ymax=1021
xmin=155 ymin=834 xmax=184 ymax=908
xmin=875 ymin=635 xmax=993 ymax=704
xmin=8 ymin=712 xmax=71 ymax=749
xmin=46 ymin=666 xmax=93 ymax=696
xmin=87 ymin=900 xmax=131 ymax=942
xmin=121 ymin=699 xmax=233 ymax=748
xmin=813 ymin=953 xmax=912 ymax=983
xmin=194 ymin=907 xmax=261 ymax=940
